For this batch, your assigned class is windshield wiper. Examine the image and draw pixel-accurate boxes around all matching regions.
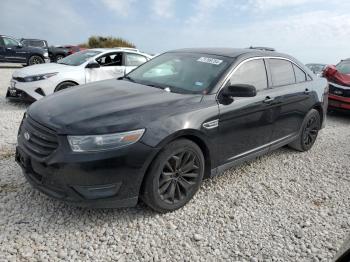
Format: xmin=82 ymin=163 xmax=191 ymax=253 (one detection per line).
xmin=121 ymin=76 xmax=135 ymax=82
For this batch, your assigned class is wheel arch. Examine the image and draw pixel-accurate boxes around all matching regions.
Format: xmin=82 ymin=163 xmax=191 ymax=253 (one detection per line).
xmin=139 ymin=130 xmax=213 ymax=197
xmin=54 ymin=80 xmax=79 ymax=92
xmin=312 ymin=103 xmax=324 ymax=126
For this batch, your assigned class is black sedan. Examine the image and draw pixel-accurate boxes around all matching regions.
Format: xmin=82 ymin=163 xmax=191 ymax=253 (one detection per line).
xmin=15 ymin=48 xmax=328 ymax=212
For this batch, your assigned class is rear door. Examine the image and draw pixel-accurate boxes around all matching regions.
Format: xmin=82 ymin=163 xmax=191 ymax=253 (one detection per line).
xmin=267 ymin=58 xmax=315 ymax=141
xmin=86 ymin=52 xmax=125 ymax=82
xmin=3 ymin=37 xmax=26 ymax=63
xmin=217 ymin=58 xmax=276 ymax=165
xmin=124 ymin=53 xmax=148 ymax=74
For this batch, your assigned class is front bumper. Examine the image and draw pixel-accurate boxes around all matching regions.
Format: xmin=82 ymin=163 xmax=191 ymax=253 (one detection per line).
xmin=328 ymin=94 xmax=350 ymax=110
xmin=6 ymin=78 xmax=57 ymax=101
xmin=6 ymin=86 xmax=35 ymax=102
xmin=16 ymin=124 xmax=159 ymax=208
xmin=328 ymin=82 xmax=350 ymax=110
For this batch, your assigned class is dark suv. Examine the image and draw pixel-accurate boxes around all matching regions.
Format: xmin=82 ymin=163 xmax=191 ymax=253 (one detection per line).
xmin=20 ymin=38 xmax=69 ymax=62
xmin=15 ymin=48 xmax=328 ymax=212
xmin=0 ymin=35 xmax=50 ymax=65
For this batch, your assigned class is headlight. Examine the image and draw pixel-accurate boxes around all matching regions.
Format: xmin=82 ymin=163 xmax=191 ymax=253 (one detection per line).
xmin=24 ymin=72 xmax=58 ymax=82
xmin=43 ymin=52 xmax=49 ymax=57
xmin=67 ymin=129 xmax=145 ymax=152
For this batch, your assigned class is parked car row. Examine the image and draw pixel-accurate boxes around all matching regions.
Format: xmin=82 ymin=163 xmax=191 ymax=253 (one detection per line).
xmin=6 ymin=48 xmax=152 ymax=101
xmin=0 ymin=35 xmax=50 ymax=65
xmin=0 ymin=35 xmax=86 ymax=65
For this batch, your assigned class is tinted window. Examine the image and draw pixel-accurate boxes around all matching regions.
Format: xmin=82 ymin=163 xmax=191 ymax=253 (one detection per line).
xmin=293 ymin=65 xmax=307 ymax=83
xmin=269 ymin=59 xmax=295 ymax=86
xmin=96 ymin=52 xmax=123 ymax=66
xmin=125 ymin=54 xmax=147 ymax=66
xmin=3 ymin=37 xmax=19 ymax=47
xmin=229 ymin=59 xmax=267 ymax=91
xmin=29 ymin=40 xmax=46 ymax=48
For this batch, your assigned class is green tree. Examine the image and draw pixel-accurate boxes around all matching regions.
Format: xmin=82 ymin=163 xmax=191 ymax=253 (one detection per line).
xmin=80 ymin=36 xmax=136 ymax=48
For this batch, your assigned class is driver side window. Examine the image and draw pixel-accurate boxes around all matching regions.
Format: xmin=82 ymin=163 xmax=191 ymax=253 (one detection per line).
xmin=229 ymin=59 xmax=268 ymax=91
xmin=96 ymin=52 xmax=123 ymax=67
xmin=3 ymin=37 xmax=19 ymax=47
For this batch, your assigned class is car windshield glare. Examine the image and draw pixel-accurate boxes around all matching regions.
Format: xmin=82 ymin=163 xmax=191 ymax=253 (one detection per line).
xmin=57 ymin=50 xmax=101 ymax=66
xmin=126 ymin=52 xmax=233 ymax=94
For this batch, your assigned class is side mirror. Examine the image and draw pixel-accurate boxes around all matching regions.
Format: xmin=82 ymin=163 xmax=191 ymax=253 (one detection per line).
xmin=86 ymin=61 xmax=100 ymax=69
xmin=219 ymin=84 xmax=257 ymax=105
xmin=17 ymin=43 xmax=23 ymax=48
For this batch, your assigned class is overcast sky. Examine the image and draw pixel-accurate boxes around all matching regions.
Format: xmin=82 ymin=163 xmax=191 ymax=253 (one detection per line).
xmin=1 ymin=0 xmax=350 ymax=64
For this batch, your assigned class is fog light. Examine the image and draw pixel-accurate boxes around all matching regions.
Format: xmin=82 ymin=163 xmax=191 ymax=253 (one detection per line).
xmin=73 ymin=183 xmax=121 ymax=200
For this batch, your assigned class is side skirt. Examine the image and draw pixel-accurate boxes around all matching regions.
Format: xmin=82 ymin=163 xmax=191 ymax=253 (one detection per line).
xmin=210 ymin=133 xmax=299 ymax=177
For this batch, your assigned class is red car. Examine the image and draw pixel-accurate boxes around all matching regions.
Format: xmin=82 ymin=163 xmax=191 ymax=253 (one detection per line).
xmin=323 ymin=60 xmax=350 ymax=110
xmin=62 ymin=45 xmax=87 ymax=55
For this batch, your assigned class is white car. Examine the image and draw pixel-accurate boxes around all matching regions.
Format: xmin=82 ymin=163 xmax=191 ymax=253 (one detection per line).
xmin=6 ymin=48 xmax=152 ymax=101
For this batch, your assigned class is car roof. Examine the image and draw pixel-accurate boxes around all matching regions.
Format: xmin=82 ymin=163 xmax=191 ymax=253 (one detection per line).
xmin=20 ymin=38 xmax=46 ymax=41
xmin=168 ymin=47 xmax=287 ymax=59
xmin=90 ymin=48 xmax=151 ymax=57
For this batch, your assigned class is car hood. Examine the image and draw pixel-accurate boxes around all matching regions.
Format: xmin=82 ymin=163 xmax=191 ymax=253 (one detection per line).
xmin=27 ymin=79 xmax=203 ymax=135
xmin=13 ymin=63 xmax=78 ymax=77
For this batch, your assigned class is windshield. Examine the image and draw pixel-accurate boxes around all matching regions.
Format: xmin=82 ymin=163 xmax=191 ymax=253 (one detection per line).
xmin=336 ymin=61 xmax=350 ymax=74
xmin=126 ymin=52 xmax=233 ymax=94
xmin=57 ymin=50 xmax=101 ymax=66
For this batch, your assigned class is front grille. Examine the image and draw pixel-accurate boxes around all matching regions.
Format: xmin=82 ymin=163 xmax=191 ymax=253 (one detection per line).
xmin=329 ymin=84 xmax=350 ymax=97
xmin=21 ymin=117 xmax=58 ymax=158
xmin=13 ymin=77 xmax=26 ymax=82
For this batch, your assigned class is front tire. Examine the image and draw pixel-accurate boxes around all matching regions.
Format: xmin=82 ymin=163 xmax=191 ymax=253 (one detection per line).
xmin=28 ymin=55 xmax=44 ymax=65
xmin=55 ymin=81 xmax=77 ymax=92
xmin=142 ymin=139 xmax=205 ymax=213
xmin=288 ymin=109 xmax=321 ymax=152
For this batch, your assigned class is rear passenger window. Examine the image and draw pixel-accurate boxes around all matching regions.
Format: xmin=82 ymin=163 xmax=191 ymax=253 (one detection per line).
xmin=229 ymin=59 xmax=268 ymax=91
xmin=125 ymin=53 xmax=147 ymax=66
xmin=293 ymin=64 xmax=307 ymax=83
xmin=269 ymin=59 xmax=295 ymax=86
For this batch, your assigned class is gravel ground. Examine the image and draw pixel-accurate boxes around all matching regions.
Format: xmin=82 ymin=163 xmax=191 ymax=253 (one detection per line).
xmin=0 ymin=65 xmax=349 ymax=261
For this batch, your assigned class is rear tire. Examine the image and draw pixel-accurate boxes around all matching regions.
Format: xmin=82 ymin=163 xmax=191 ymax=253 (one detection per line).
xmin=288 ymin=109 xmax=321 ymax=152
xmin=55 ymin=55 xmax=64 ymax=62
xmin=28 ymin=55 xmax=44 ymax=66
xmin=55 ymin=81 xmax=77 ymax=92
xmin=142 ymin=139 xmax=205 ymax=213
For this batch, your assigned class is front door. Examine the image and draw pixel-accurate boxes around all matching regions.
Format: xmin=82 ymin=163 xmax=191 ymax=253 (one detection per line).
xmin=85 ymin=52 xmax=125 ymax=83
xmin=0 ymin=38 xmax=5 ymax=62
xmin=217 ymin=58 xmax=276 ymax=166
xmin=3 ymin=37 xmax=26 ymax=63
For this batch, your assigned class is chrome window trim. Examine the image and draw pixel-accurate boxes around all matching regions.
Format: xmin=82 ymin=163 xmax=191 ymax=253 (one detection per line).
xmin=216 ymin=56 xmax=312 ymax=98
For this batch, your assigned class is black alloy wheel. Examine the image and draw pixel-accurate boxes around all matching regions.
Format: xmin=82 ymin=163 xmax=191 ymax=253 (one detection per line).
xmin=142 ymin=139 xmax=204 ymax=212
xmin=288 ymin=109 xmax=320 ymax=152
xmin=28 ymin=56 xmax=44 ymax=65
xmin=302 ymin=115 xmax=319 ymax=149
xmin=158 ymin=150 xmax=200 ymax=204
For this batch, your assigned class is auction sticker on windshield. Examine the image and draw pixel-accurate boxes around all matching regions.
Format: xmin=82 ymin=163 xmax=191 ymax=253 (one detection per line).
xmin=197 ymin=57 xmax=223 ymax=65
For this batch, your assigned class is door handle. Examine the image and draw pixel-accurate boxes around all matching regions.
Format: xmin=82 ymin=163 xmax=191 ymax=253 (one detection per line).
xmin=304 ymin=88 xmax=311 ymax=94
xmin=6 ymin=47 xmax=12 ymax=50
xmin=263 ymin=96 xmax=275 ymax=103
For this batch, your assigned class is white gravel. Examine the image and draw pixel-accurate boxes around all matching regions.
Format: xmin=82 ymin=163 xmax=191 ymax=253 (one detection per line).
xmin=0 ymin=65 xmax=350 ymax=261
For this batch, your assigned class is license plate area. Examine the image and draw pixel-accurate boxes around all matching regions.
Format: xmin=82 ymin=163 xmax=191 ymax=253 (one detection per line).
xmin=16 ymin=149 xmax=43 ymax=183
